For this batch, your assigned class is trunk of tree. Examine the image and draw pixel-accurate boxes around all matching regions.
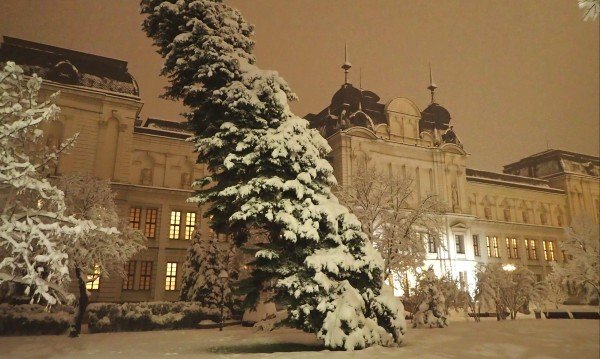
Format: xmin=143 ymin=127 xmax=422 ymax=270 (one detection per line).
xmin=69 ymin=266 xmax=88 ymax=337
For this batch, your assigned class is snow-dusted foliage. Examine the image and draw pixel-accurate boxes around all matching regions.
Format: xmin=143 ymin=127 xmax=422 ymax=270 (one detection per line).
xmin=579 ymin=0 xmax=599 ymax=20
xmin=141 ymin=0 xmax=404 ymax=349
xmin=412 ymin=268 xmax=447 ymax=328
xmin=337 ymin=164 xmax=445 ymax=287
xmin=179 ymin=230 xmax=234 ymax=314
xmin=475 ymin=263 xmax=538 ymax=320
xmin=0 ymin=62 xmax=93 ymax=305
xmin=551 ymin=216 xmax=599 ymax=303
xmin=58 ymin=174 xmax=146 ymax=335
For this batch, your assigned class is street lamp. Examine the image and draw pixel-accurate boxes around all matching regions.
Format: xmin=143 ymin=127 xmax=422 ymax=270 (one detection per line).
xmin=218 ymin=269 xmax=229 ymax=331
xmin=502 ymin=264 xmax=516 ymax=272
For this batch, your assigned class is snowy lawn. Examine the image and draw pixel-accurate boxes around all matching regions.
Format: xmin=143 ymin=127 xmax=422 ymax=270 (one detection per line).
xmin=1 ymin=319 xmax=598 ymax=358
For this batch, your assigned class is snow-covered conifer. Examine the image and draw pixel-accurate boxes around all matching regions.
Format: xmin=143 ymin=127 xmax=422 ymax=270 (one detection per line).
xmin=412 ymin=267 xmax=447 ymax=328
xmin=180 ymin=229 xmax=233 ymax=314
xmin=0 ymin=62 xmax=92 ymax=305
xmin=141 ymin=0 xmax=404 ymax=349
xmin=58 ymin=174 xmax=146 ymax=336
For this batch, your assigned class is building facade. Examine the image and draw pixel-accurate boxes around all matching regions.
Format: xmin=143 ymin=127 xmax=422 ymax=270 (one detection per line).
xmin=1 ymin=37 xmax=598 ymax=301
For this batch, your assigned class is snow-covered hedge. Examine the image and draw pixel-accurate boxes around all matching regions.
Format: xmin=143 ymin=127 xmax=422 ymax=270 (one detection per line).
xmin=0 ymin=304 xmax=74 ymax=335
xmin=86 ymin=301 xmax=220 ymax=333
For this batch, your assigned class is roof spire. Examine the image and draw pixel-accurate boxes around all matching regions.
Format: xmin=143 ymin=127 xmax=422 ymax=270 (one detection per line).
xmin=427 ymin=62 xmax=438 ymax=104
xmin=341 ymin=41 xmax=352 ymax=84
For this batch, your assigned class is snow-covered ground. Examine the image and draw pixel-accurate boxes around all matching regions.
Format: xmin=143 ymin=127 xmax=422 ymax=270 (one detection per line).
xmin=1 ymin=318 xmax=598 ymax=358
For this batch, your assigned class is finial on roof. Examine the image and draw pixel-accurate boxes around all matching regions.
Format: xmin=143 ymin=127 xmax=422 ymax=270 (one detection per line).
xmin=427 ymin=62 xmax=438 ymax=104
xmin=341 ymin=41 xmax=352 ymax=84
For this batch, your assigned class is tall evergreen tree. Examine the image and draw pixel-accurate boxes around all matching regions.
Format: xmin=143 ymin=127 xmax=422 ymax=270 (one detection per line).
xmin=141 ymin=0 xmax=404 ymax=349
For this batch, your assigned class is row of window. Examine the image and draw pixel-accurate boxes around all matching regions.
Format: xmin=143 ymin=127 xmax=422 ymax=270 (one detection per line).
xmin=427 ymin=234 xmax=560 ymax=262
xmin=482 ymin=207 xmax=563 ymax=226
xmin=128 ymin=207 xmax=197 ymax=240
xmin=86 ymin=261 xmax=180 ymax=292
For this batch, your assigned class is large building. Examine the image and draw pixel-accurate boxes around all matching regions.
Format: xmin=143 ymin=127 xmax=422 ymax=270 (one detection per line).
xmin=1 ymin=37 xmax=598 ymax=301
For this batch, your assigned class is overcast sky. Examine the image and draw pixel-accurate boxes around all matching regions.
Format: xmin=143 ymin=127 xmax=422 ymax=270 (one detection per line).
xmin=0 ymin=0 xmax=598 ymax=171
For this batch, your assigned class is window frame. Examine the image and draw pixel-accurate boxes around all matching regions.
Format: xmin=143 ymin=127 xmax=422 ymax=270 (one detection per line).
xmin=122 ymin=261 xmax=136 ymax=290
xmin=144 ymin=208 xmax=158 ymax=239
xmin=455 ymin=234 xmax=465 ymax=254
xmin=86 ymin=265 xmax=101 ymax=291
xmin=139 ymin=261 xmax=153 ymax=291
xmin=129 ymin=207 xmax=142 ymax=229
xmin=165 ymin=262 xmax=178 ymax=291
xmin=184 ymin=212 xmax=196 ymax=240
xmin=169 ymin=210 xmax=182 ymax=240
xmin=473 ymin=234 xmax=480 ymax=257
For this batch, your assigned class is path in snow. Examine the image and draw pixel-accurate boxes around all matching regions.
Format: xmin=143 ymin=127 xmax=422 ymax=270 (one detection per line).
xmin=1 ymin=319 xmax=598 ymax=358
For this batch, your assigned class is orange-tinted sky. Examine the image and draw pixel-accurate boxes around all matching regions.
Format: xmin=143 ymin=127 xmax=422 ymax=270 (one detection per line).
xmin=0 ymin=0 xmax=598 ymax=171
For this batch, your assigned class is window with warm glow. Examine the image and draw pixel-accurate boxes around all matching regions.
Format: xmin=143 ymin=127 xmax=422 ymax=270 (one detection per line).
xmin=122 ymin=261 xmax=136 ymax=290
xmin=184 ymin=212 xmax=196 ymax=240
xmin=492 ymin=236 xmax=499 ymax=257
xmin=525 ymin=239 xmax=538 ymax=260
xmin=486 ymin=236 xmax=492 ymax=257
xmin=543 ymin=240 xmax=555 ymax=261
xmin=139 ymin=261 xmax=152 ymax=290
xmin=144 ymin=208 xmax=158 ymax=239
xmin=511 ymin=238 xmax=519 ymax=259
xmin=169 ymin=211 xmax=181 ymax=239
xmin=165 ymin=262 xmax=178 ymax=290
xmin=86 ymin=265 xmax=101 ymax=290
xmin=129 ymin=207 xmax=142 ymax=229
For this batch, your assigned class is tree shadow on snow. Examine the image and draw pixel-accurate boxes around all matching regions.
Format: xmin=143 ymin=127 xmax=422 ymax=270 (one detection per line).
xmin=209 ymin=343 xmax=325 ymax=354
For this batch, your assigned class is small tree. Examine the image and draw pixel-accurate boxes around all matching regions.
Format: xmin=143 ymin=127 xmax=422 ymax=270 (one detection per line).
xmin=475 ymin=264 xmax=507 ymax=320
xmin=551 ymin=216 xmax=599 ymax=303
xmin=180 ymin=229 xmax=235 ymax=314
xmin=412 ymin=267 xmax=447 ymax=328
xmin=337 ymin=164 xmax=445 ymax=288
xmin=58 ymin=174 xmax=146 ymax=336
xmin=0 ymin=62 xmax=92 ymax=305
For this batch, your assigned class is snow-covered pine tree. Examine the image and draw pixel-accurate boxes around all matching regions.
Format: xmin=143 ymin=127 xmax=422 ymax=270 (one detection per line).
xmin=180 ymin=229 xmax=231 ymax=314
xmin=412 ymin=267 xmax=447 ymax=328
xmin=141 ymin=0 xmax=405 ymax=349
xmin=0 ymin=62 xmax=92 ymax=305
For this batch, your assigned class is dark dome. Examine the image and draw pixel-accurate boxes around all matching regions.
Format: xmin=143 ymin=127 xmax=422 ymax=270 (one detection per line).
xmin=420 ymin=102 xmax=451 ymax=132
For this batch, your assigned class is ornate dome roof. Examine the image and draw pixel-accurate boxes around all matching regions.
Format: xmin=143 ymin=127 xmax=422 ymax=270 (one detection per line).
xmin=420 ymin=102 xmax=451 ymax=132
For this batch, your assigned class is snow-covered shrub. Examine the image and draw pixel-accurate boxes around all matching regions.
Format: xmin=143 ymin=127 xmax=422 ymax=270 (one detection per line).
xmin=0 ymin=303 xmax=74 ymax=335
xmin=140 ymin=1 xmax=405 ymax=349
xmin=86 ymin=301 xmax=220 ymax=333
xmin=412 ymin=268 xmax=447 ymax=328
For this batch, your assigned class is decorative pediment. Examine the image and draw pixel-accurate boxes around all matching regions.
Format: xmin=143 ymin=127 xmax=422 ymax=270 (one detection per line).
xmin=450 ymin=222 xmax=469 ymax=233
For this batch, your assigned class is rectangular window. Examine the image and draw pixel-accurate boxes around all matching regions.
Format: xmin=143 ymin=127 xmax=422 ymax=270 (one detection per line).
xmin=169 ymin=211 xmax=181 ymax=239
xmin=427 ymin=234 xmax=437 ymax=253
xmin=122 ymin=261 xmax=136 ymax=290
xmin=506 ymin=238 xmax=512 ymax=259
xmin=129 ymin=207 xmax=142 ymax=229
xmin=144 ymin=208 xmax=158 ymax=239
xmin=473 ymin=235 xmax=480 ymax=256
xmin=493 ymin=236 xmax=499 ymax=257
xmin=139 ymin=261 xmax=153 ymax=290
xmin=543 ymin=240 xmax=555 ymax=261
xmin=165 ymin=262 xmax=178 ymax=291
xmin=511 ymin=238 xmax=519 ymax=259
xmin=486 ymin=236 xmax=492 ymax=257
xmin=86 ymin=265 xmax=101 ymax=291
xmin=455 ymin=235 xmax=464 ymax=254
xmin=527 ymin=239 xmax=538 ymax=260
xmin=184 ymin=212 xmax=196 ymax=240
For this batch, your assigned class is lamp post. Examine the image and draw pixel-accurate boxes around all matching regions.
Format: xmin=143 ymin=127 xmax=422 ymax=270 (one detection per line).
xmin=218 ymin=269 xmax=229 ymax=331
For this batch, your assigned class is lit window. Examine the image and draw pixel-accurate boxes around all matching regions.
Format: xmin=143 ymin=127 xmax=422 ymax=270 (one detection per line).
xmin=506 ymin=238 xmax=518 ymax=259
xmin=492 ymin=236 xmax=499 ymax=258
xmin=86 ymin=265 xmax=101 ymax=290
xmin=455 ymin=235 xmax=464 ymax=254
xmin=139 ymin=261 xmax=152 ymax=290
xmin=184 ymin=212 xmax=196 ymax=240
xmin=473 ymin=235 xmax=480 ymax=256
xmin=486 ymin=236 xmax=492 ymax=257
xmin=169 ymin=211 xmax=181 ymax=239
xmin=144 ymin=209 xmax=158 ymax=239
xmin=543 ymin=240 xmax=555 ymax=261
xmin=123 ymin=261 xmax=136 ymax=290
xmin=165 ymin=262 xmax=178 ymax=291
xmin=129 ymin=207 xmax=142 ymax=229
xmin=525 ymin=239 xmax=538 ymax=260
